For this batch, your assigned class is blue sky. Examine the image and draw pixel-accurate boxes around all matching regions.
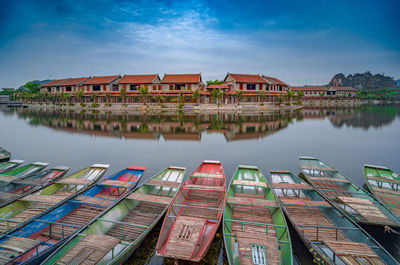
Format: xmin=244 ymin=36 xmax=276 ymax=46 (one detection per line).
xmin=0 ymin=0 xmax=399 ymax=88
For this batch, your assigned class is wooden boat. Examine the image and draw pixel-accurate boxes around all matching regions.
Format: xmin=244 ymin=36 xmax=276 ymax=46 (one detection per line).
xmin=0 ymin=165 xmax=145 ymax=265
xmin=299 ymin=157 xmax=400 ymax=227
xmin=157 ymin=160 xmax=226 ymax=262
xmin=0 ymin=162 xmax=49 ymax=186
xmin=0 ymin=149 xmax=10 ymax=163
xmin=0 ymin=164 xmax=109 ymax=236
xmin=41 ymin=166 xmax=185 ymax=265
xmin=364 ymin=164 xmax=400 ymax=218
xmin=270 ymin=169 xmax=397 ymax=265
xmin=0 ymin=160 xmax=24 ymax=174
xmin=0 ymin=166 xmax=70 ymax=206
xmin=223 ymin=165 xmax=292 ymax=265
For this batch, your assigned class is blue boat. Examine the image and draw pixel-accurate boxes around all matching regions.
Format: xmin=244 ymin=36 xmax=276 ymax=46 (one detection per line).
xmin=0 ymin=166 xmax=145 ymax=265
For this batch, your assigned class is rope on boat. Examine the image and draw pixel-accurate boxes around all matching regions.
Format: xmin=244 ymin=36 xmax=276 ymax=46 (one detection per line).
xmin=384 ymin=225 xmax=400 ymax=235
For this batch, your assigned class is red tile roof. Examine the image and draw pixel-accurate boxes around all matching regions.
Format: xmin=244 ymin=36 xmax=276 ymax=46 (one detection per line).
xmin=41 ymin=79 xmax=67 ymax=87
xmin=207 ymin=84 xmax=230 ymax=89
xmin=263 ymin=76 xmax=288 ymax=86
xmin=59 ymin=77 xmax=89 ymax=86
xmin=80 ymin=75 xmax=119 ymax=85
xmin=334 ymin=86 xmax=357 ymax=91
xmin=161 ymin=74 xmax=201 ymax=83
xmin=118 ymin=74 xmax=158 ymax=84
xmin=291 ymin=86 xmax=327 ymax=91
xmin=228 ymin=73 xmax=267 ymax=83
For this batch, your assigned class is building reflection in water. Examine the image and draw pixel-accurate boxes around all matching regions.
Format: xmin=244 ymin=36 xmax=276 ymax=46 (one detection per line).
xmin=13 ymin=104 xmax=400 ymax=141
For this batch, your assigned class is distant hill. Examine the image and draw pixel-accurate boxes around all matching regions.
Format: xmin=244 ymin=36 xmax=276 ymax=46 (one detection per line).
xmin=397 ymin=79 xmax=400 ymax=86
xmin=329 ymin=72 xmax=398 ymax=91
xmin=18 ymin=80 xmax=50 ymax=91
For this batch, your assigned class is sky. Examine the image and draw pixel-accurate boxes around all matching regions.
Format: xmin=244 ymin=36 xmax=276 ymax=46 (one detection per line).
xmin=0 ymin=0 xmax=399 ymax=88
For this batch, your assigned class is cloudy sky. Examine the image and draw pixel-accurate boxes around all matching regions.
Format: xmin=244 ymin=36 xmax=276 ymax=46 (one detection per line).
xmin=1 ymin=0 xmax=399 ymax=88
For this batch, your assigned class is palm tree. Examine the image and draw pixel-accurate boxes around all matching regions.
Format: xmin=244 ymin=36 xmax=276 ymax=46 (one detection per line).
xmin=296 ymin=90 xmax=304 ymax=104
xmin=152 ymin=93 xmax=164 ymax=104
xmin=235 ymin=91 xmax=243 ymax=105
xmin=319 ymin=91 xmax=325 ymax=99
xmin=60 ymin=92 xmax=66 ymax=104
xmin=216 ymin=88 xmax=224 ymax=106
xmin=120 ymin=87 xmax=127 ymax=103
xmin=76 ymin=89 xmax=84 ymax=103
xmin=193 ymin=88 xmax=201 ymax=105
xmin=90 ymin=93 xmax=97 ymax=103
xmin=138 ymin=85 xmax=149 ymax=105
xmin=276 ymin=95 xmax=283 ymax=106
xmin=286 ymin=90 xmax=294 ymax=105
xmin=105 ymin=93 xmax=111 ymax=104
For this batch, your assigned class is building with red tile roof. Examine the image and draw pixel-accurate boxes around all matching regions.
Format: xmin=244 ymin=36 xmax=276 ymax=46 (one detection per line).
xmin=224 ymin=73 xmax=267 ymax=92
xmin=333 ymin=86 xmax=357 ymax=96
xmin=56 ymin=77 xmax=90 ymax=92
xmin=161 ymin=74 xmax=204 ymax=91
xmin=40 ymin=79 xmax=67 ymax=92
xmin=118 ymin=74 xmax=161 ymax=92
xmin=291 ymin=86 xmax=328 ymax=96
xmin=262 ymin=76 xmax=290 ymax=92
xmin=79 ymin=75 xmax=121 ymax=92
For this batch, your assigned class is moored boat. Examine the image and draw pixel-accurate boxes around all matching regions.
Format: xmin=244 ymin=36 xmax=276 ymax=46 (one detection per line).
xmin=0 ymin=162 xmax=49 ymax=186
xmin=0 ymin=165 xmax=144 ymax=265
xmin=270 ymin=169 xmax=397 ymax=265
xmin=0 ymin=164 xmax=109 ymax=236
xmin=41 ymin=166 xmax=185 ymax=265
xmin=0 ymin=160 xmax=24 ymax=174
xmin=0 ymin=166 xmax=70 ymax=206
xmin=223 ymin=165 xmax=292 ymax=265
xmin=0 ymin=149 xmax=11 ymax=163
xmin=157 ymin=160 xmax=226 ymax=262
xmin=364 ymin=164 xmax=400 ymax=218
xmin=299 ymin=157 xmax=400 ymax=227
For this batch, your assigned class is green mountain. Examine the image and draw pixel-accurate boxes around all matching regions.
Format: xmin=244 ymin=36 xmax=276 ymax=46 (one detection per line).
xmin=329 ymin=72 xmax=398 ymax=90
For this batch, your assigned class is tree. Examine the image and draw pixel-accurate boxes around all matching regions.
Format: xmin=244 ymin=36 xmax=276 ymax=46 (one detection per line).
xmin=60 ymin=92 xmax=66 ymax=104
xmin=192 ymin=88 xmax=201 ymax=105
xmin=319 ymin=91 xmax=325 ymax=99
xmin=206 ymin=80 xmax=224 ymax=86
xmin=276 ymin=95 xmax=283 ymax=106
xmin=152 ymin=93 xmax=164 ymax=104
xmin=76 ymin=89 xmax=84 ymax=103
xmin=296 ymin=90 xmax=304 ymax=104
xmin=90 ymin=93 xmax=97 ymax=103
xmin=25 ymin=82 xmax=41 ymax=94
xmin=119 ymin=87 xmax=127 ymax=103
xmin=286 ymin=90 xmax=294 ymax=105
xmin=216 ymin=88 xmax=224 ymax=106
xmin=138 ymin=85 xmax=149 ymax=105
xmin=211 ymin=89 xmax=217 ymax=104
xmin=39 ymin=90 xmax=48 ymax=104
xmin=105 ymin=93 xmax=111 ymax=104
xmin=235 ymin=91 xmax=243 ymax=105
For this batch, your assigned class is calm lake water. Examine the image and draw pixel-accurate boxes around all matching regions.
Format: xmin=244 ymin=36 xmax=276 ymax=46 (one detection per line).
xmin=1 ymin=104 xmax=400 ymax=264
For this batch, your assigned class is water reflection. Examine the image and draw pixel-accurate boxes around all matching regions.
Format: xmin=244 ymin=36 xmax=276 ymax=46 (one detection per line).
xmin=12 ymin=105 xmax=400 ymax=142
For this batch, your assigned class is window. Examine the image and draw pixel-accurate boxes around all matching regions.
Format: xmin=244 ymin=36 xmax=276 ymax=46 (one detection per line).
xmin=175 ymin=84 xmax=185 ymax=90
xmin=47 ymin=88 xmax=51 ymax=92
xmin=55 ymin=87 xmax=60 ymax=92
xmin=112 ymin=84 xmax=119 ymax=91
xmin=130 ymin=85 xmax=139 ymax=91
xmin=279 ymin=86 xmax=283 ymax=91
xmin=93 ymin=85 xmax=100 ymax=91
xmin=66 ymin=86 xmax=72 ymax=92
xmin=247 ymin=83 xmax=256 ymax=90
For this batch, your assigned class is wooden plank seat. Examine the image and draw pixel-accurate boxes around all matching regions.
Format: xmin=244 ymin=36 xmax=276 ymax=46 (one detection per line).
xmin=21 ymin=194 xmax=68 ymax=203
xmin=373 ymin=187 xmax=400 ymax=196
xmin=72 ymin=195 xmax=115 ymax=207
xmin=146 ymin=179 xmax=180 ymax=188
xmin=367 ymin=176 xmax=400 ymax=184
xmin=0 ymin=192 xmax=17 ymax=200
xmin=235 ymin=231 xmax=280 ymax=265
xmin=98 ymin=180 xmax=133 ymax=188
xmin=0 ymin=175 xmax=17 ymax=182
xmin=13 ymin=179 xmax=45 ymax=186
xmin=272 ymin=183 xmax=313 ymax=190
xmin=0 ymin=236 xmax=40 ymax=264
xmin=227 ymin=196 xmax=278 ymax=208
xmin=127 ymin=193 xmax=172 ymax=204
xmin=56 ymin=179 xmax=91 ymax=186
xmin=191 ymin=172 xmax=224 ymax=179
xmin=164 ymin=216 xmax=206 ymax=260
xmin=324 ymin=241 xmax=378 ymax=257
xmin=301 ymin=166 xmax=335 ymax=171
xmin=279 ymin=197 xmax=331 ymax=207
xmin=232 ymin=180 xmax=269 ymax=188
xmin=55 ymin=234 xmax=120 ymax=265
xmin=183 ymin=184 xmax=225 ymax=192
xmin=309 ymin=177 xmax=350 ymax=183
xmin=337 ymin=197 xmax=394 ymax=225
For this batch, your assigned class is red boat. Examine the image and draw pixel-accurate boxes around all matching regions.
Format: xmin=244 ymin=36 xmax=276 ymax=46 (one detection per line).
xmin=156 ymin=160 xmax=226 ymax=262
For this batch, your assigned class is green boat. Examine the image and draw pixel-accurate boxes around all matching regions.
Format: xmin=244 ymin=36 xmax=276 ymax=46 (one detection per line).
xmin=223 ymin=165 xmax=292 ymax=265
xmin=299 ymin=157 xmax=400 ymax=227
xmin=0 ymin=160 xmax=24 ymax=174
xmin=42 ymin=166 xmax=185 ymax=265
xmin=0 ymin=164 xmax=108 ymax=235
xmin=364 ymin=164 xmax=400 ymax=218
xmin=0 ymin=148 xmax=11 ymax=163
xmin=270 ymin=169 xmax=398 ymax=265
xmin=0 ymin=162 xmax=49 ymax=186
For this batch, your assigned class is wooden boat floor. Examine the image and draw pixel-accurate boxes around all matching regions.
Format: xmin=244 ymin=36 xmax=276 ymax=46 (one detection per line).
xmin=54 ymin=234 xmax=120 ymax=265
xmin=324 ymin=241 xmax=385 ymax=265
xmin=232 ymin=180 xmax=268 ymax=188
xmin=272 ymin=183 xmax=313 ymax=190
xmin=99 ymin=180 xmax=132 ymax=188
xmin=146 ymin=179 xmax=180 ymax=188
xmin=127 ymin=193 xmax=172 ymax=205
xmin=106 ymin=201 xmax=165 ymax=242
xmin=0 ymin=192 xmax=18 ymax=201
xmin=282 ymin=197 xmax=346 ymax=242
xmin=0 ymin=236 xmax=39 ymax=264
xmin=336 ymin=197 xmax=394 ymax=225
xmin=311 ymin=179 xmax=351 ymax=198
xmin=179 ymin=189 xmax=222 ymax=220
xmin=164 ymin=216 xmax=206 ymax=260
xmin=0 ymin=202 xmax=53 ymax=234
xmin=227 ymin=196 xmax=278 ymax=208
xmin=279 ymin=197 xmax=330 ymax=207
xmin=235 ymin=231 xmax=279 ymax=265
xmin=40 ymin=205 xmax=104 ymax=240
xmin=56 ymin=179 xmax=91 ymax=186
xmin=73 ymin=195 xmax=114 ymax=207
xmin=373 ymin=189 xmax=400 ymax=216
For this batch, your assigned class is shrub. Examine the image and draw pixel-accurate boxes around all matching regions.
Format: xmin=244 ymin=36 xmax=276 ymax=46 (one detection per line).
xmin=178 ymin=103 xmax=184 ymax=108
xmin=80 ymin=103 xmax=86 ymax=108
xmin=91 ymin=103 xmax=99 ymax=108
xmin=68 ymin=103 xmax=74 ymax=106
xmin=105 ymin=103 xmax=112 ymax=107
